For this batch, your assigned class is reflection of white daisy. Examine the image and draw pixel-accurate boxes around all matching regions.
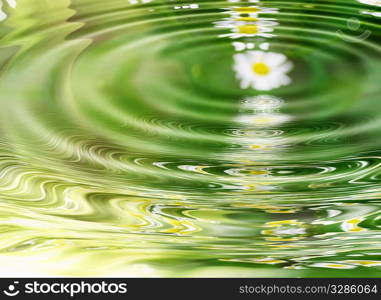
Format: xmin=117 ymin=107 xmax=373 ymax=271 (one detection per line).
xmin=225 ymin=6 xmax=279 ymax=17
xmin=243 ymin=137 xmax=288 ymax=151
xmin=174 ymin=3 xmax=199 ymax=10
xmin=228 ymin=0 xmax=259 ymax=3
xmin=178 ymin=165 xmax=209 ymax=175
xmin=233 ymin=51 xmax=293 ymax=91
xmin=215 ymin=18 xmax=278 ymax=28
xmin=0 ymin=0 xmax=16 ymax=21
xmin=310 ymin=263 xmax=355 ymax=270
xmin=232 ymin=41 xmax=255 ymax=51
xmin=215 ymin=5 xmax=279 ymax=39
xmin=129 ymin=0 xmax=152 ymax=4
xmin=241 ymin=95 xmax=284 ymax=112
xmin=217 ymin=20 xmax=278 ymax=39
xmin=357 ymin=0 xmax=381 ymax=6
xmin=237 ymin=112 xmax=292 ymax=127
xmin=225 ymin=167 xmax=270 ymax=177
xmin=362 ymin=10 xmax=381 ymax=17
xmin=232 ymin=42 xmax=270 ymax=51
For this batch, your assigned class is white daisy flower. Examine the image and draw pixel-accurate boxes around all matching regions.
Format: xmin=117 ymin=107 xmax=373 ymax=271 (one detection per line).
xmin=233 ymin=50 xmax=293 ymax=91
xmin=357 ymin=0 xmax=381 ymax=6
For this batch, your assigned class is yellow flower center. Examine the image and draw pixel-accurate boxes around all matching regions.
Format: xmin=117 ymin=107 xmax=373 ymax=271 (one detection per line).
xmin=252 ymin=62 xmax=270 ymax=75
xmin=238 ymin=25 xmax=258 ymax=34
xmin=234 ymin=17 xmax=258 ymax=22
xmin=233 ymin=7 xmax=260 ymax=13
xmin=249 ymin=170 xmax=269 ymax=175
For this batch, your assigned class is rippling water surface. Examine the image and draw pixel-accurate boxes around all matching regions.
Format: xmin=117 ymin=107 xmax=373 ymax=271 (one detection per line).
xmin=0 ymin=0 xmax=381 ymax=277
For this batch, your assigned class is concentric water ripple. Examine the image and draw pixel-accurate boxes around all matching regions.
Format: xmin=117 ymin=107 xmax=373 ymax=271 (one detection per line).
xmin=0 ymin=0 xmax=380 ymax=277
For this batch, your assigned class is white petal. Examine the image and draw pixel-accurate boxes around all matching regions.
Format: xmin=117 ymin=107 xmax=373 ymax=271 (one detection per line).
xmin=264 ymin=52 xmax=286 ymax=68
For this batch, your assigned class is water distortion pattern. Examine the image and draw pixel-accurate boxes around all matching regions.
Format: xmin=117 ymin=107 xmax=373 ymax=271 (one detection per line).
xmin=0 ymin=0 xmax=380 ymax=277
